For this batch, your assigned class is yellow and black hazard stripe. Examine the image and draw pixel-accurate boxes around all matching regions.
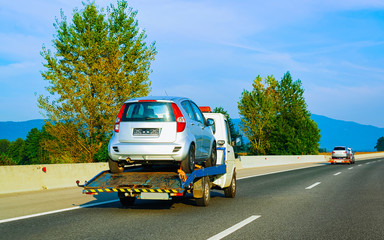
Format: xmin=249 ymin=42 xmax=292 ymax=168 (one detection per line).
xmin=83 ymin=188 xmax=179 ymax=194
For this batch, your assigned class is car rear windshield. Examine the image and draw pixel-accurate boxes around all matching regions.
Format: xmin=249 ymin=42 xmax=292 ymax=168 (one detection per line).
xmin=334 ymin=147 xmax=346 ymax=150
xmin=121 ymin=102 xmax=176 ymax=122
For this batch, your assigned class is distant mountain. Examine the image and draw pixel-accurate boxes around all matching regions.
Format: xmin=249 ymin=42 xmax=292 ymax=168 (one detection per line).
xmin=1 ymin=115 xmax=383 ymax=151
xmin=311 ymin=114 xmax=384 ymax=152
xmin=232 ymin=115 xmax=384 ymax=152
xmin=0 ymin=119 xmax=45 ymax=141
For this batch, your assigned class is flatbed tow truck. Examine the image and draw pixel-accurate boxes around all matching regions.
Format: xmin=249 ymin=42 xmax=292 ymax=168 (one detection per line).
xmin=78 ymin=111 xmax=237 ymax=207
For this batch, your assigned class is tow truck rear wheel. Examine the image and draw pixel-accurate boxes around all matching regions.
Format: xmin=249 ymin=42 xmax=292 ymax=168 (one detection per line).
xmin=196 ymin=176 xmax=210 ymax=206
xmin=181 ymin=144 xmax=195 ymax=173
xmin=224 ymin=171 xmax=236 ymax=198
xmin=205 ymin=143 xmax=217 ymax=167
xmin=118 ymin=192 xmax=136 ymax=207
xmin=109 ymin=158 xmax=124 ymax=173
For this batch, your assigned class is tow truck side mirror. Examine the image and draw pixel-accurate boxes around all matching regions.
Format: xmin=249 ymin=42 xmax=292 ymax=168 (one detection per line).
xmin=206 ymin=118 xmax=214 ymax=126
xmin=235 ymin=137 xmax=242 ymax=147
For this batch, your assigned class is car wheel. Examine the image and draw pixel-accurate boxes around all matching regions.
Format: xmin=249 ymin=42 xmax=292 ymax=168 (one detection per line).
xmin=109 ymin=158 xmax=124 ymax=173
xmin=205 ymin=143 xmax=217 ymax=167
xmin=118 ymin=192 xmax=135 ymax=207
xmin=196 ymin=176 xmax=210 ymax=206
xmin=181 ymin=144 xmax=195 ymax=173
xmin=224 ymin=171 xmax=236 ymax=198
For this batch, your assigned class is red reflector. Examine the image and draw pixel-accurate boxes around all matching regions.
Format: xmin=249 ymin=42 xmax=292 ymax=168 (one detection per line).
xmin=138 ymin=100 xmax=157 ymax=102
xmin=199 ymin=106 xmax=211 ymax=113
xmin=42 ymin=167 xmax=47 ymax=172
xmin=85 ymin=192 xmax=98 ymax=195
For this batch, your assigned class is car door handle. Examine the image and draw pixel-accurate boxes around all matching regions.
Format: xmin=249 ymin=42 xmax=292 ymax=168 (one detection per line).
xmin=191 ymin=123 xmax=195 ymax=126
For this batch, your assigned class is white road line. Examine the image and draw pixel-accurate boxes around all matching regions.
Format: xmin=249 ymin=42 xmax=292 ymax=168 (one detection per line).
xmin=207 ymin=215 xmax=261 ymax=240
xmin=358 ymin=164 xmax=362 ymax=166
xmin=348 ymin=167 xmax=353 ymax=170
xmin=366 ymin=162 xmax=370 ymax=164
xmin=0 ymin=199 xmax=119 ymax=224
xmin=334 ymin=172 xmax=342 ymax=176
xmin=305 ymin=182 xmax=321 ymax=190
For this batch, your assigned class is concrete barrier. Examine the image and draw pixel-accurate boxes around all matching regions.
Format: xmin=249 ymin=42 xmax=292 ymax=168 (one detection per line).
xmin=0 ymin=163 xmax=108 ymax=194
xmin=355 ymin=152 xmax=384 ymax=160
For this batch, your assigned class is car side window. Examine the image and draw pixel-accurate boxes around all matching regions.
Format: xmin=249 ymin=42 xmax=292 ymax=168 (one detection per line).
xmin=181 ymin=100 xmax=196 ymax=121
xmin=190 ymin=101 xmax=205 ymax=124
xmin=225 ymin=120 xmax=232 ymax=145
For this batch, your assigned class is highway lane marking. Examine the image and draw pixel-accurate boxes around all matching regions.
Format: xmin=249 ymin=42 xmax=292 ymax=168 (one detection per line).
xmin=305 ymin=182 xmax=321 ymax=189
xmin=358 ymin=164 xmax=362 ymax=166
xmin=334 ymin=172 xmax=342 ymax=176
xmin=348 ymin=167 xmax=353 ymax=170
xmin=0 ymin=199 xmax=119 ymax=224
xmin=207 ymin=215 xmax=261 ymax=240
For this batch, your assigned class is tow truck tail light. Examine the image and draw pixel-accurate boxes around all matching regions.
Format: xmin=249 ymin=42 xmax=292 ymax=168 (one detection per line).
xmin=171 ymin=103 xmax=186 ymax=132
xmin=114 ymin=104 xmax=126 ymax=133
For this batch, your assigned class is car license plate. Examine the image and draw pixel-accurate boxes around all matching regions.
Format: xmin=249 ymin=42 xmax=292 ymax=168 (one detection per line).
xmin=133 ymin=128 xmax=160 ymax=136
xmin=140 ymin=192 xmax=169 ymax=200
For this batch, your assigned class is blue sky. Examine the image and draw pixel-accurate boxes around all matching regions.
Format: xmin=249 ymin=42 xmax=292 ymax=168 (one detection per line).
xmin=1 ymin=0 xmax=383 ymax=127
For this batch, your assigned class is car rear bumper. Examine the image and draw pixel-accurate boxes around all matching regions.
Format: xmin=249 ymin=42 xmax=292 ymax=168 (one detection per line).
xmin=108 ymin=142 xmax=189 ymax=162
xmin=329 ymin=159 xmax=351 ymax=164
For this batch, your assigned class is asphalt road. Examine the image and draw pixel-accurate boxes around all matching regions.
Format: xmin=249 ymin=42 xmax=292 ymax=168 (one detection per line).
xmin=1 ymin=158 xmax=383 ymax=240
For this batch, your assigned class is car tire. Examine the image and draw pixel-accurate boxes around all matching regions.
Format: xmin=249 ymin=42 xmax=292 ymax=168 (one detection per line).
xmin=196 ymin=176 xmax=210 ymax=206
xmin=109 ymin=158 xmax=124 ymax=173
xmin=224 ymin=171 xmax=236 ymax=198
xmin=181 ymin=144 xmax=195 ymax=173
xmin=205 ymin=143 xmax=217 ymax=167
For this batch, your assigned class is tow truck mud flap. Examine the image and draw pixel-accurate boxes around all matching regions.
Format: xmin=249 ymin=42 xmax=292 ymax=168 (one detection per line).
xmin=193 ymin=178 xmax=204 ymax=198
xmin=140 ymin=192 xmax=170 ymax=200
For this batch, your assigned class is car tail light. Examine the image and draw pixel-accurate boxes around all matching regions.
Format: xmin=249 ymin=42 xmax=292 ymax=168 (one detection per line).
xmin=332 ymin=151 xmax=335 ymax=153
xmin=171 ymin=103 xmax=186 ymax=132
xmin=114 ymin=104 xmax=126 ymax=133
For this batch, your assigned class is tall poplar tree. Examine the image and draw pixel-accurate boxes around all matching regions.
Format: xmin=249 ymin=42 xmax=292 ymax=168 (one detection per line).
xmin=38 ymin=1 xmax=157 ymax=162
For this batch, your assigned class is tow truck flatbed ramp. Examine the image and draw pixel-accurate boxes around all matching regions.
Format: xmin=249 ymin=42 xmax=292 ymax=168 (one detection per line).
xmin=83 ymin=164 xmax=227 ymax=194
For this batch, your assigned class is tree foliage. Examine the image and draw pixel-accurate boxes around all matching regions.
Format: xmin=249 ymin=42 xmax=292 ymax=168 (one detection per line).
xmin=238 ymin=72 xmax=320 ymax=155
xmin=0 ymin=127 xmax=51 ymax=165
xmin=38 ymin=1 xmax=157 ymax=163
xmin=375 ymin=136 xmax=384 ymax=151
xmin=238 ymin=75 xmax=278 ymax=155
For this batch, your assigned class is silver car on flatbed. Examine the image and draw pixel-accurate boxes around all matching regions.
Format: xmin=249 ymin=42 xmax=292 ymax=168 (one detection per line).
xmin=108 ymin=96 xmax=217 ymax=173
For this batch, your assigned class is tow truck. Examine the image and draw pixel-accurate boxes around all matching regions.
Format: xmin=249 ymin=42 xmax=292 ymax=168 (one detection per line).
xmin=78 ymin=108 xmax=237 ymax=207
xmin=329 ymin=146 xmax=355 ymax=164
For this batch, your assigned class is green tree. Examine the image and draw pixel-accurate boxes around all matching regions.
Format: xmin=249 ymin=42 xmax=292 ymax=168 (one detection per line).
xmin=0 ymin=139 xmax=11 ymax=154
xmin=7 ymin=138 xmax=26 ymax=165
xmin=238 ymin=72 xmax=320 ymax=155
xmin=0 ymin=139 xmax=13 ymax=165
xmin=375 ymin=136 xmax=384 ymax=151
xmin=238 ymin=75 xmax=279 ymax=154
xmin=38 ymin=1 xmax=157 ymax=163
xmin=270 ymin=72 xmax=320 ymax=155
xmin=24 ymin=127 xmax=52 ymax=164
